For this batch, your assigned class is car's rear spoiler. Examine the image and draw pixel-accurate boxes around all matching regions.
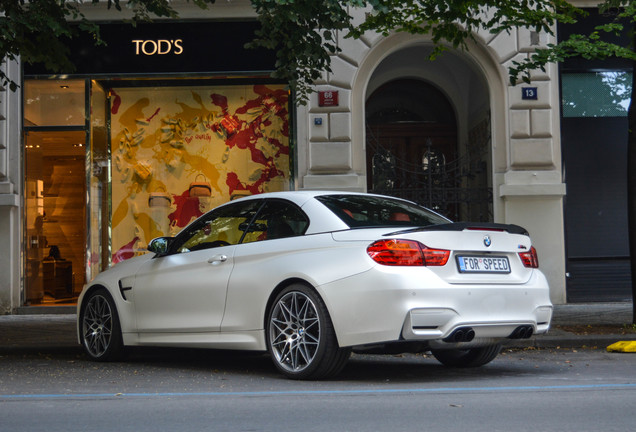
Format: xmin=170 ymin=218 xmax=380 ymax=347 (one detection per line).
xmin=386 ymin=222 xmax=529 ymax=236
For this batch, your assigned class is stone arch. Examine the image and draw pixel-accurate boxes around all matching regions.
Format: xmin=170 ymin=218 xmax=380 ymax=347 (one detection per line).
xmin=350 ymin=31 xmax=509 ymax=220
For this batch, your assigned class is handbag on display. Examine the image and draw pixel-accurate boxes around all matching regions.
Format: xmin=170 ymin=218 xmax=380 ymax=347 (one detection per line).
xmin=148 ymin=187 xmax=172 ymax=208
xmin=133 ymin=162 xmax=152 ymax=182
xmin=189 ymin=174 xmax=212 ymax=197
xmin=221 ymin=115 xmax=239 ymax=135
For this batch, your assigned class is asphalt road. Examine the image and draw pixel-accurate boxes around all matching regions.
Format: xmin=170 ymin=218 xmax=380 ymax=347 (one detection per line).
xmin=1 ymin=346 xmax=635 ymax=431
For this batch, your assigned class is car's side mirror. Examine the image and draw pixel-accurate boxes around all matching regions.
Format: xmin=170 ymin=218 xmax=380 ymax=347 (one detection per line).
xmin=147 ymin=237 xmax=173 ymax=256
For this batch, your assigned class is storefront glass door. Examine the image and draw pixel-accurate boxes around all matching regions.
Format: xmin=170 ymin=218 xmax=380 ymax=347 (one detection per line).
xmin=24 ymin=130 xmax=87 ymax=304
xmin=24 ymin=79 xmax=87 ymax=306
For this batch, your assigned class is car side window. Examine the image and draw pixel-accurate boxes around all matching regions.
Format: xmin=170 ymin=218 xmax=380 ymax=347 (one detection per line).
xmin=241 ymin=200 xmax=309 ymax=244
xmin=175 ymin=200 xmax=262 ymax=253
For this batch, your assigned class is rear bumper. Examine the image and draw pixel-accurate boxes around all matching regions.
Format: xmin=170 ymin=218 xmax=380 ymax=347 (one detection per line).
xmin=401 ymin=304 xmax=553 ymax=341
xmin=320 ymin=266 xmax=552 ymax=348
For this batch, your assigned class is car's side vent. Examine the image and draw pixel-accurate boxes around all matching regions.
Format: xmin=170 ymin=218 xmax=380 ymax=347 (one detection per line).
xmin=118 ymin=280 xmax=132 ymax=301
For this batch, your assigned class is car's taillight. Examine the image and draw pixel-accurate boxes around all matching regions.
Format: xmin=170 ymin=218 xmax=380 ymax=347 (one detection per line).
xmin=518 ymin=246 xmax=539 ymax=268
xmin=367 ymin=239 xmax=450 ymax=266
xmin=421 ymin=247 xmax=451 ymax=266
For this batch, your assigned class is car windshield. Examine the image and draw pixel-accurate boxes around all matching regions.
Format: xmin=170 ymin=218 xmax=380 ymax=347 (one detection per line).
xmin=316 ymin=195 xmax=450 ymax=228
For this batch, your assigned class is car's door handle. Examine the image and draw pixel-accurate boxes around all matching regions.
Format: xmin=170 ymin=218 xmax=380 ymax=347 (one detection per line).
xmin=207 ymin=254 xmax=228 ymax=265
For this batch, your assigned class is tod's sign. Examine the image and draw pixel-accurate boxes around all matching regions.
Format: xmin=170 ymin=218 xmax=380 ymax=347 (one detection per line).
xmin=132 ymin=39 xmax=184 ymax=56
xmin=25 ymin=22 xmax=276 ymax=75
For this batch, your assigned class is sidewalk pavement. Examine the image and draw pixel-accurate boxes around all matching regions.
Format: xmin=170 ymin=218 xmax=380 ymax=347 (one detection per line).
xmin=0 ymin=303 xmax=634 ymax=351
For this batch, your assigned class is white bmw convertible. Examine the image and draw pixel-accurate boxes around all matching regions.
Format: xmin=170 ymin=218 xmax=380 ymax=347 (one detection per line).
xmin=77 ymin=191 xmax=552 ymax=379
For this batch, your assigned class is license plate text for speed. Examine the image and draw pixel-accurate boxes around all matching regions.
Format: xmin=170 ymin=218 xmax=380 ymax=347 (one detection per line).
xmin=457 ymin=256 xmax=511 ymax=273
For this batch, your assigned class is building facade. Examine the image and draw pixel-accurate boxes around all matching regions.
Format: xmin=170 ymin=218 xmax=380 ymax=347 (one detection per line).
xmin=0 ymin=1 xmax=630 ymax=314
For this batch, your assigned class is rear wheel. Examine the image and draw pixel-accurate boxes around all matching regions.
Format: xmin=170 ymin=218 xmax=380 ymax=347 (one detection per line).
xmin=431 ymin=344 xmax=502 ymax=368
xmin=79 ymin=288 xmax=125 ymax=361
xmin=266 ymin=284 xmax=350 ymax=380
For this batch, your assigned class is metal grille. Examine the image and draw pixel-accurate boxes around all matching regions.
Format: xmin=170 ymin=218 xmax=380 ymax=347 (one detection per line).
xmin=366 ymin=125 xmax=493 ymax=222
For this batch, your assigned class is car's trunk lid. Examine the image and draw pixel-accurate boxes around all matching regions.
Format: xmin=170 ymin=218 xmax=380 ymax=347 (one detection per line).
xmin=332 ymin=223 xmax=536 ymax=284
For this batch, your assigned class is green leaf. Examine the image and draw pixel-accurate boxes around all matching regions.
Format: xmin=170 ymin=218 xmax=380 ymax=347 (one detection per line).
xmin=4 ymin=0 xmax=636 ymax=105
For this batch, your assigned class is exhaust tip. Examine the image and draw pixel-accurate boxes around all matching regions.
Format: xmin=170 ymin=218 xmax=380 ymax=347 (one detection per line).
xmin=509 ymin=325 xmax=534 ymax=339
xmin=443 ymin=327 xmax=476 ymax=343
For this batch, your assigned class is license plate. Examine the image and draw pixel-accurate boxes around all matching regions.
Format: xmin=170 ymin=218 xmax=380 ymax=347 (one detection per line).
xmin=456 ymin=256 xmax=511 ymax=273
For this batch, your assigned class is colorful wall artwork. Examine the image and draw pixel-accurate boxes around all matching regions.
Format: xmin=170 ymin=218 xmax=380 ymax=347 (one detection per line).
xmin=110 ymin=84 xmax=290 ymax=263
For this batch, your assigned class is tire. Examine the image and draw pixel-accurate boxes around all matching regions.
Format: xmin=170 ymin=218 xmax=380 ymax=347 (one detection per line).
xmin=431 ymin=344 xmax=502 ymax=368
xmin=79 ymin=288 xmax=125 ymax=362
xmin=266 ymin=284 xmax=351 ymax=380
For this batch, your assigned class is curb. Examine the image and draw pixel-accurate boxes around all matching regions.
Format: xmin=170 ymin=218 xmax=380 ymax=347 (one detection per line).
xmin=506 ymin=334 xmax=636 ymax=350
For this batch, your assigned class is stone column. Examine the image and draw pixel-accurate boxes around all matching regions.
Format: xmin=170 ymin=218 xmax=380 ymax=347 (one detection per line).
xmin=0 ymin=59 xmax=22 ymax=313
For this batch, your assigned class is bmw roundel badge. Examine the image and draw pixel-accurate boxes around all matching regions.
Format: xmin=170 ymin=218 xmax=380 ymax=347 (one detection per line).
xmin=483 ymin=235 xmax=492 ymax=247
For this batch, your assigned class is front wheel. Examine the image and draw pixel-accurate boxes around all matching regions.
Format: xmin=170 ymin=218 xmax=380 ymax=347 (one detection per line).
xmin=266 ymin=284 xmax=350 ymax=380
xmin=431 ymin=344 xmax=502 ymax=368
xmin=79 ymin=288 xmax=125 ymax=361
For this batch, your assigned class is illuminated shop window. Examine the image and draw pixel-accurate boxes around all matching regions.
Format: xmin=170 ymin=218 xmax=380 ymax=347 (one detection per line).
xmin=109 ymin=84 xmax=291 ymax=262
xmin=23 ymin=80 xmax=291 ymax=306
xmin=24 ymin=80 xmax=86 ymax=126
